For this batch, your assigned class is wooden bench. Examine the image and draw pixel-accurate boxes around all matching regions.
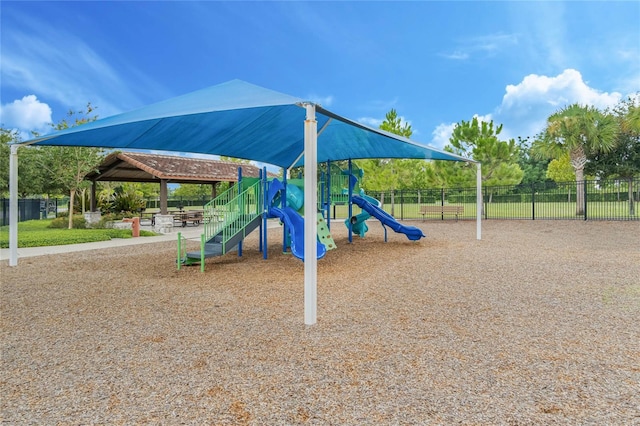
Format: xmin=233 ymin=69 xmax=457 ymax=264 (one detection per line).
xmin=420 ymin=205 xmax=464 ymax=221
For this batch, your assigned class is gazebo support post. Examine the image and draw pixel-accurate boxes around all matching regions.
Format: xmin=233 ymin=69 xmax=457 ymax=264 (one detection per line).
xmin=160 ymin=179 xmax=168 ymax=215
xmin=211 ymin=182 xmax=217 ymax=200
xmin=90 ymin=181 xmax=97 ymax=211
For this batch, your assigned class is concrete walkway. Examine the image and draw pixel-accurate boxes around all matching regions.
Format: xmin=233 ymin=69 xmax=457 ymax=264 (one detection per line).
xmin=2 ymin=219 xmax=285 ymax=261
xmin=1 ymin=225 xmax=203 ymax=261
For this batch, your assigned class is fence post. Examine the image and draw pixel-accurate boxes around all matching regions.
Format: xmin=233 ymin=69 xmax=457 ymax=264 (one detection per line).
xmin=532 ymin=182 xmax=536 ymax=220
xmin=390 ymin=190 xmax=395 ymax=217
xmin=400 ymin=190 xmax=404 ymax=220
xmin=584 ymin=179 xmax=588 ymax=221
xmin=484 ymin=188 xmax=488 ymax=220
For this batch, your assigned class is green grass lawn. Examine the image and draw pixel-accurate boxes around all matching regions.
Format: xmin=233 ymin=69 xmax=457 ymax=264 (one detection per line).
xmin=0 ymin=219 xmax=156 ymax=248
xmin=328 ymin=201 xmax=639 ymax=220
xmin=3 ymin=200 xmax=637 ymax=249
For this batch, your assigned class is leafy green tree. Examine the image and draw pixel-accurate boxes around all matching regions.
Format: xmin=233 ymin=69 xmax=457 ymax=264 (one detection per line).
xmin=379 ymin=109 xmax=413 ymax=137
xmin=219 ymin=156 xmax=251 ymax=164
xmin=0 ymin=129 xmax=17 ymax=196
xmin=136 ymin=182 xmax=161 ymax=199
xmin=622 ymin=97 xmax=640 ymax=133
xmin=546 ymin=153 xmax=576 ymax=202
xmin=358 ymin=159 xmax=393 ymax=192
xmin=424 ymin=158 xmax=475 ymax=188
xmin=516 ymin=136 xmax=552 ymax=186
xmin=173 ymin=183 xmax=213 ymax=198
xmin=35 ymin=104 xmax=105 ymax=228
xmin=586 ymin=96 xmax=640 ymax=214
xmin=447 ymin=117 xmax=523 ymax=187
xmin=547 ymin=153 xmax=575 ymax=182
xmin=533 ymin=103 xmax=619 ymax=215
xmin=0 ymin=129 xmax=54 ymax=197
xmin=399 ymin=159 xmax=432 ymax=189
xmin=358 ymin=109 xmax=415 ymax=213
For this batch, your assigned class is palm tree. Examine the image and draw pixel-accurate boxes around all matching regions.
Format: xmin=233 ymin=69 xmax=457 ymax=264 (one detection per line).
xmin=534 ymin=104 xmax=619 ymax=215
xmin=622 ymin=101 xmax=640 ymax=133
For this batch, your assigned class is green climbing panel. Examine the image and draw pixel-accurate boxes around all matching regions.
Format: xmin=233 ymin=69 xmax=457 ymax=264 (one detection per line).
xmin=317 ymin=215 xmax=336 ymax=251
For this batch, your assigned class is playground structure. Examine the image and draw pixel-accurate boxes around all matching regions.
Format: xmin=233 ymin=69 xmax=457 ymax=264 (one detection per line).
xmin=178 ymin=162 xmax=424 ymax=271
xmin=319 ymin=162 xmax=425 ymax=242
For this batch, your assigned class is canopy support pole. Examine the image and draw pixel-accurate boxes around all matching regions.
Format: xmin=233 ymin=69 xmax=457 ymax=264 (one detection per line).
xmin=304 ymin=103 xmax=318 ymax=325
xmin=476 ymin=162 xmax=482 ymax=240
xmin=9 ymin=144 xmax=19 ymax=266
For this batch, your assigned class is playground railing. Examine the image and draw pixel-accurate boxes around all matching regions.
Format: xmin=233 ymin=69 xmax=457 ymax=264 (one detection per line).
xmin=203 ymin=179 xmax=262 ymax=248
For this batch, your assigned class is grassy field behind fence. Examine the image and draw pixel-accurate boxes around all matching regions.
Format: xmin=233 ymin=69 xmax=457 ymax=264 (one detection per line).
xmin=328 ymin=201 xmax=639 ymax=221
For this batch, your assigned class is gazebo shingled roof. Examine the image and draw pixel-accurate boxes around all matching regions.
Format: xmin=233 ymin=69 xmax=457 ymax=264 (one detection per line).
xmin=85 ymin=152 xmax=263 ymax=184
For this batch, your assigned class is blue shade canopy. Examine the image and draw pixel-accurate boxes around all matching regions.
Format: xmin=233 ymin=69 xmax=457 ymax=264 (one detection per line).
xmin=24 ymin=79 xmax=471 ymax=168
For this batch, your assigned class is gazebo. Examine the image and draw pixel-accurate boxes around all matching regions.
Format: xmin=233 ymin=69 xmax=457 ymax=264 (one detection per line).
xmin=85 ymin=151 xmax=263 ymax=214
xmin=8 ymin=79 xmax=481 ymax=325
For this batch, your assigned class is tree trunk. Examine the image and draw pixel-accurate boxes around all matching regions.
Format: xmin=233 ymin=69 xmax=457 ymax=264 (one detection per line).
xmin=68 ymin=189 xmax=75 ymax=229
xmin=569 ymin=147 xmax=587 ymax=216
xmin=575 ymin=167 xmax=585 ymax=216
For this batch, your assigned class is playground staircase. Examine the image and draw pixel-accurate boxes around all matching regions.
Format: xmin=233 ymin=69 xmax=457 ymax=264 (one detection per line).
xmin=179 ymin=178 xmax=262 ymax=270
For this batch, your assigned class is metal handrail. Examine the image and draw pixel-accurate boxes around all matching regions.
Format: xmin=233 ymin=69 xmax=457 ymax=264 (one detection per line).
xmin=203 ymin=179 xmax=262 ymax=249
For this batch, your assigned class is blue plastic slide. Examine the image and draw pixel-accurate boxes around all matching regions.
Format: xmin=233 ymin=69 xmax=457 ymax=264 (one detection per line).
xmin=346 ymin=193 xmax=379 ymax=237
xmin=351 ymin=195 xmax=426 ymax=241
xmin=269 ymin=206 xmax=326 ymax=260
xmin=267 ymin=179 xmax=326 ymax=260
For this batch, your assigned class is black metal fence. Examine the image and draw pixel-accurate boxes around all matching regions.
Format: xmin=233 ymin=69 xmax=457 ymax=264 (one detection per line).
xmin=147 ymin=178 xmax=639 ymax=221
xmin=4 ymin=178 xmax=638 ymax=225
xmin=361 ymin=178 xmax=639 ymax=221
xmin=0 ymin=198 xmax=58 ymax=226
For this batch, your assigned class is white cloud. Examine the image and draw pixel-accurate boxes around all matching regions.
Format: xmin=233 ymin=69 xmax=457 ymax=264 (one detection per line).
xmin=441 ymin=51 xmax=469 ymax=61
xmin=357 ymin=114 xmax=413 ymax=134
xmin=441 ymin=32 xmax=519 ymax=60
xmin=431 ymin=122 xmax=456 ymax=149
xmin=358 ymin=117 xmax=382 ymax=128
xmin=1 ymin=11 xmax=167 ymax=119
xmin=495 ymin=69 xmax=624 ymax=140
xmin=430 ymin=114 xmax=493 ymax=150
xmin=0 ymin=95 xmax=52 ymax=138
xmin=501 ymin=69 xmax=621 ymax=112
xmin=307 ymin=94 xmax=334 ymax=107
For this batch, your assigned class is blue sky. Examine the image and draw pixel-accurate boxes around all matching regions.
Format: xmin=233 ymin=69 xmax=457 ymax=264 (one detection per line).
xmin=1 ymin=1 xmax=639 ymax=153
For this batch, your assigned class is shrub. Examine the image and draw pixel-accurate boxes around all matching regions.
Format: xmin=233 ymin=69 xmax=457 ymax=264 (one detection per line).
xmin=48 ymin=216 xmax=87 ymax=229
xmin=99 ymin=185 xmax=146 ymax=214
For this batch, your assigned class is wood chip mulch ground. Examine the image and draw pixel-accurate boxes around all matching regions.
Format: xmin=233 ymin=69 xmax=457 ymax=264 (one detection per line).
xmin=1 ymin=220 xmax=639 ymax=425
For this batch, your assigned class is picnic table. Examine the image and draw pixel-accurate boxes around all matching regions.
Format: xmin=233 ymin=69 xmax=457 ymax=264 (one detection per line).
xmin=172 ymin=210 xmax=204 ymax=227
xmin=140 ymin=209 xmax=204 ymax=227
